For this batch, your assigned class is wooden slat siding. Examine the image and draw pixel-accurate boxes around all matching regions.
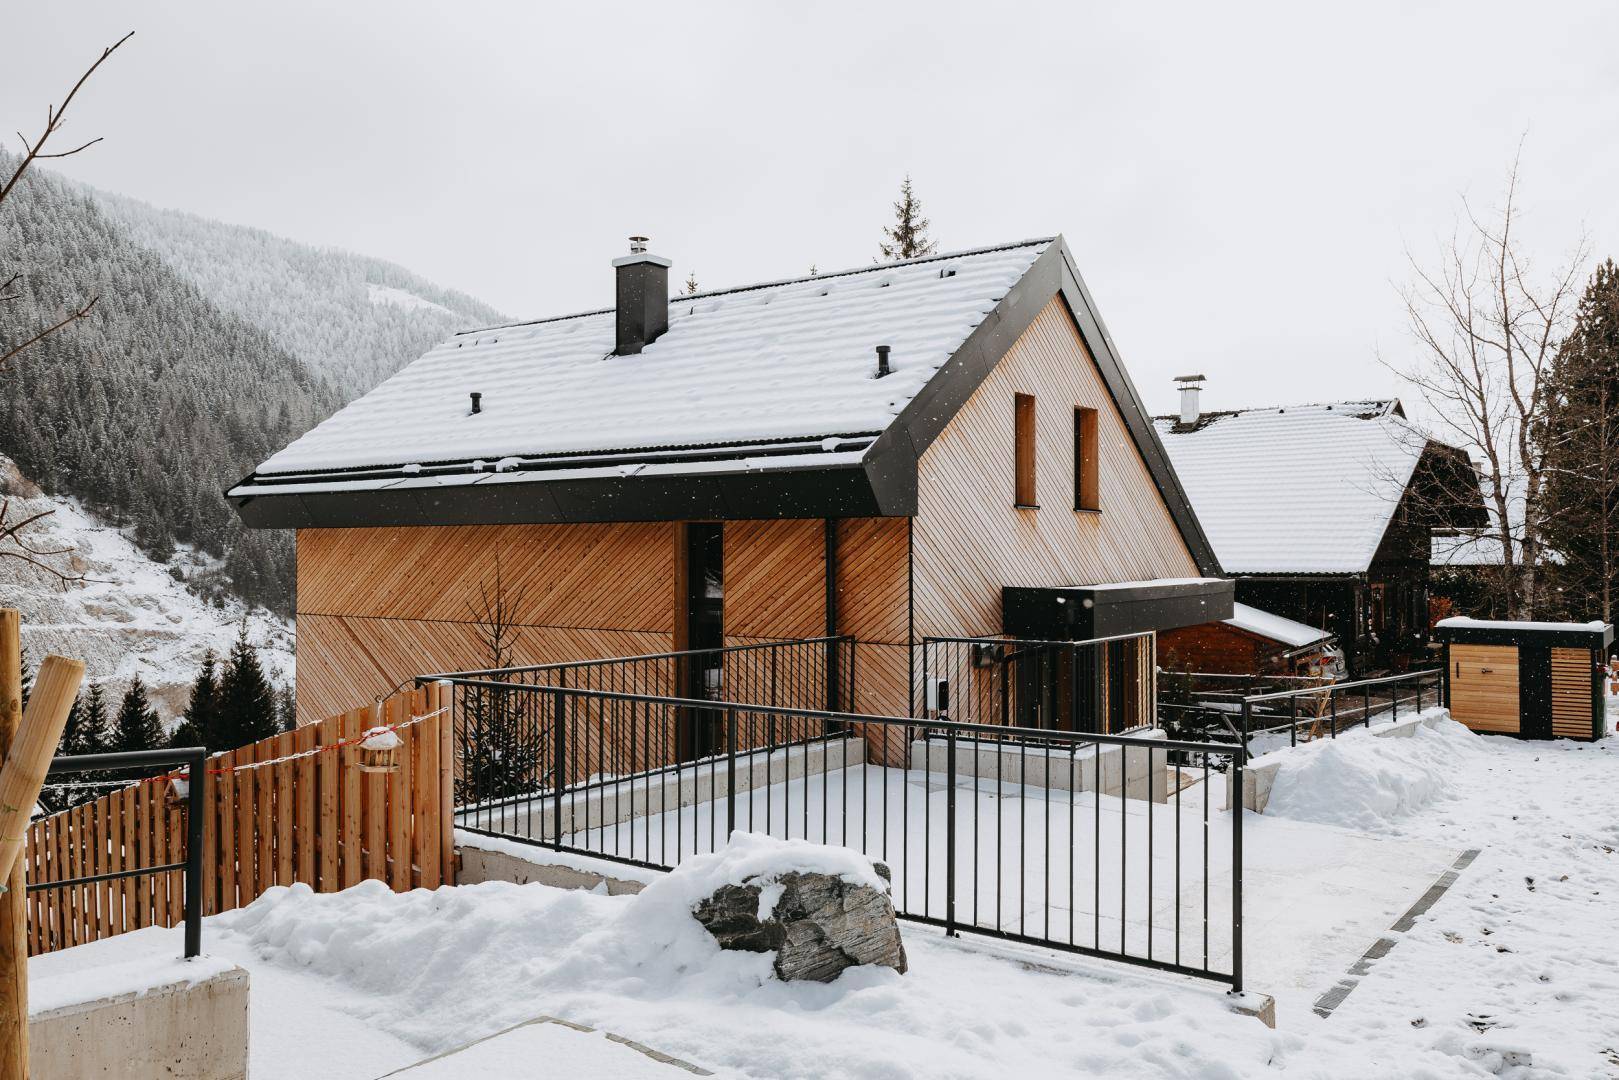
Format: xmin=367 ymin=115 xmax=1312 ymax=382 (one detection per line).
xmin=836 ymin=518 xmax=910 ymax=647
xmin=234 ymin=746 xmax=257 ymax=910
xmin=255 ymin=736 xmax=275 ymax=889
xmin=1550 ymin=648 xmax=1596 ymax=740
xmin=295 ymin=522 xmax=677 ymax=722
xmin=436 ymin=681 xmax=455 ymax=886
xmin=317 ymin=713 xmax=340 ymax=890
xmin=341 ymin=706 xmax=364 ymax=888
xmin=117 ymin=789 xmax=136 ymax=937
xmin=724 ymin=520 xmax=826 ymax=640
xmin=215 ymin=748 xmax=238 ymax=915
xmin=26 ymin=689 xmax=454 ymax=955
xmin=294 ymin=723 xmax=318 ymax=885
xmin=911 ymin=299 xmax=1202 ymax=640
xmin=386 ymin=692 xmax=411 ymax=892
xmin=414 ymin=687 xmax=440 ymax=889
xmin=272 ymin=731 xmax=293 ymax=885
xmin=363 ymin=703 xmax=387 ymax=883
xmin=294 ymin=616 xmax=672 ymax=725
xmin=1450 ymin=644 xmax=1520 ymax=733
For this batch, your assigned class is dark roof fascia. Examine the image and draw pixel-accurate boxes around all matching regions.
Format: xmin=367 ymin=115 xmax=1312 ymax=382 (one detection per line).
xmin=1434 ymin=622 xmax=1614 ymax=650
xmin=1002 ymin=578 xmax=1236 ymax=639
xmin=866 ymin=237 xmax=1224 ymax=577
xmin=230 ymin=459 xmax=899 ymax=529
xmin=1232 ymin=571 xmax=1369 ymax=583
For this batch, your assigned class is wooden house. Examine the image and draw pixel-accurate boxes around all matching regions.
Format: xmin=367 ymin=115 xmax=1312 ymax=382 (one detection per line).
xmin=1153 ymin=390 xmax=1486 ymax=676
xmin=228 ymin=237 xmax=1233 ymax=747
xmin=1159 ymin=603 xmax=1338 ymax=678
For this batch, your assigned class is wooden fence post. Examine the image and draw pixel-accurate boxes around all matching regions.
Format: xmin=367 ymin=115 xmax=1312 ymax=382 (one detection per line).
xmin=0 ymin=610 xmax=27 ymax=1080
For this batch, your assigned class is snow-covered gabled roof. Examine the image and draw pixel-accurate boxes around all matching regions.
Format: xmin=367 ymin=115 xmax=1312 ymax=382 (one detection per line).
xmin=1223 ymin=602 xmax=1333 ymax=649
xmin=241 ymin=240 xmax=1053 ymax=479
xmin=226 ymin=235 xmax=1222 ymax=574
xmin=1154 ymin=401 xmax=1458 ymax=575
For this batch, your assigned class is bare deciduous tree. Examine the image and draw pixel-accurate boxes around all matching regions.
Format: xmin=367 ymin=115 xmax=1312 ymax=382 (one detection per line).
xmin=0 ymin=32 xmax=132 ymax=584
xmin=1391 ymin=156 xmax=1588 ymax=618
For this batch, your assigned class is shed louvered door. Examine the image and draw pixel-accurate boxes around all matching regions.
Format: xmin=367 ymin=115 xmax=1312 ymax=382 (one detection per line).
xmin=1450 ymin=644 xmax=1519 ymax=734
xmin=1550 ymin=648 xmax=1596 ymax=741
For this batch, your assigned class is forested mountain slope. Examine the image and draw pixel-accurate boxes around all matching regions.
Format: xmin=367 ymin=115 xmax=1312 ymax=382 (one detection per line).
xmin=0 ymin=152 xmax=505 ymax=613
xmin=96 ymin=190 xmax=503 ymax=397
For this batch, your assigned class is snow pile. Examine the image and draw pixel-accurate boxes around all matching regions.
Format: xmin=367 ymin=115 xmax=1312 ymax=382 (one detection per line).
xmin=212 ymin=835 xmax=1263 ymax=1078
xmin=1260 ymin=712 xmax=1480 ymax=832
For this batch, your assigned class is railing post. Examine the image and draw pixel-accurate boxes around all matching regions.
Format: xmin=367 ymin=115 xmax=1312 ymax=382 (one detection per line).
xmin=1230 ymin=745 xmax=1244 ymax=995
xmin=1392 ymin=678 xmax=1399 ymax=722
xmin=1330 ymin=688 xmax=1337 ymax=738
xmin=726 ymin=706 xmax=737 ymax=840
xmin=1289 ymin=695 xmax=1298 ymax=747
xmin=184 ymin=750 xmax=206 ymax=959
xmin=944 ymin=730 xmax=957 ymax=938
xmin=1239 ymin=699 xmax=1251 ymax=763
xmin=1364 ymin=681 xmax=1371 ymax=728
xmin=551 ymin=689 xmax=566 ymax=851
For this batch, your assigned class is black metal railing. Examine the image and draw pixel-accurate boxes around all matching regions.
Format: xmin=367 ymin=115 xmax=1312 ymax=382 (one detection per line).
xmin=426 ymin=637 xmax=855 ymax=808
xmin=431 ymin=677 xmax=1246 ymax=991
xmin=32 ymin=747 xmax=207 ymax=958
xmin=1157 ymin=671 xmax=1336 ymax=746
xmin=1237 ymin=668 xmax=1444 ymax=756
xmin=921 ymin=633 xmax=1158 ymax=734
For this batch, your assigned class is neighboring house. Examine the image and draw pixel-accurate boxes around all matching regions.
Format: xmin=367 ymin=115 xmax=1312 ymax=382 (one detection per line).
xmin=228 ymin=236 xmax=1232 ymax=747
xmin=1154 ymin=390 xmax=1485 ymax=675
xmin=1159 ymin=602 xmax=1338 ymax=678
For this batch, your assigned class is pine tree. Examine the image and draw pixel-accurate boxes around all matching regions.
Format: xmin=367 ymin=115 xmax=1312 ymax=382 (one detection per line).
xmin=459 ymin=557 xmax=544 ymax=804
xmin=275 ymin=683 xmax=297 ymax=733
xmin=113 ymin=675 xmax=165 ymax=754
xmin=169 ymin=650 xmax=220 ymax=749
xmin=878 ymin=175 xmax=937 ymax=262
xmin=1538 ymin=258 xmax=1619 ymax=622
xmin=682 ymin=271 xmax=700 ymax=296
xmin=216 ymin=628 xmax=279 ymax=750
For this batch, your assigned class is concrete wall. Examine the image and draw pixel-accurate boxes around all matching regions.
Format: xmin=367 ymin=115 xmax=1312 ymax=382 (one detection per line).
xmin=908 ymin=731 xmax=1171 ymax=802
xmin=28 ymin=964 xmax=249 ymax=1080
xmin=459 ymin=737 xmax=867 ymax=841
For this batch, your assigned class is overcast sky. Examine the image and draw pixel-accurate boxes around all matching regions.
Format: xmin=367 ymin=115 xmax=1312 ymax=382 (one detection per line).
xmin=8 ymin=2 xmax=1618 ymax=415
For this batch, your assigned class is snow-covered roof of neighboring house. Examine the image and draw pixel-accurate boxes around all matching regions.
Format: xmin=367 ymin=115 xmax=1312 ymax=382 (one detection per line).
xmin=244 ymin=240 xmax=1052 ymax=479
xmin=1153 ymin=401 xmax=1476 ymax=575
xmin=1223 ymin=603 xmax=1333 ymax=649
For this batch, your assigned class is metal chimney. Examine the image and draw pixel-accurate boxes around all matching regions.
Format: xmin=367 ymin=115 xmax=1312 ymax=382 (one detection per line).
xmin=1175 ymin=374 xmax=1206 ymax=428
xmin=613 ymin=236 xmax=671 ymax=355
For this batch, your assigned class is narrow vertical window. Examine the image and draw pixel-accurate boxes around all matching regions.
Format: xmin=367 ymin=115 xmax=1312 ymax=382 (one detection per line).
xmin=1014 ymin=393 xmax=1037 ymax=507
xmin=1074 ymin=406 xmax=1099 ymax=511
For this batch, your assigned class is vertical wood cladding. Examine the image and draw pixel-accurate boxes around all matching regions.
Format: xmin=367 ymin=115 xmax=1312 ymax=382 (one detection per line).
xmin=911 ymin=298 xmax=1201 ymax=640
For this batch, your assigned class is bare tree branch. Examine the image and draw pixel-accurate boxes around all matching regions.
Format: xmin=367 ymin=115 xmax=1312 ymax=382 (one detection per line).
xmin=0 ymin=31 xmax=132 ymax=209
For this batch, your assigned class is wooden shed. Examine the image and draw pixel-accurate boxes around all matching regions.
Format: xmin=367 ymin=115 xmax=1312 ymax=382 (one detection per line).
xmin=1435 ymin=618 xmax=1615 ymax=741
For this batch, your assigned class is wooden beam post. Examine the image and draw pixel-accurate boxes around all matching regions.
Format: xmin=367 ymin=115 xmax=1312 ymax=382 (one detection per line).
xmin=0 ymin=656 xmax=85 ymax=884
xmin=0 ymin=610 xmax=26 ymax=1080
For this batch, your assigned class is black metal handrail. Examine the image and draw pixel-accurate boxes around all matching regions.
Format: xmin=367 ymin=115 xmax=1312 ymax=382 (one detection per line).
xmin=1237 ymin=668 xmax=1443 ymax=756
xmin=433 ymin=675 xmax=1246 ymax=991
xmin=422 ymin=635 xmax=853 ymax=681
xmin=33 ymin=747 xmax=207 ymax=958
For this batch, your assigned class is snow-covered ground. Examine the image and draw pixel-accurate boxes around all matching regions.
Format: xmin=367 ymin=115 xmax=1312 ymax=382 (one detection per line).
xmin=0 ymin=455 xmax=292 ymax=715
xmin=31 ymin=711 xmax=1619 ymax=1078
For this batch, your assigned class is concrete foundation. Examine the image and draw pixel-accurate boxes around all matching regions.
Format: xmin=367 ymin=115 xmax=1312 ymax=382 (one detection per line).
xmin=458 ymin=841 xmax=650 ymax=895
xmin=908 ymin=732 xmax=1171 ymax=802
xmin=28 ymin=962 xmax=250 ymax=1080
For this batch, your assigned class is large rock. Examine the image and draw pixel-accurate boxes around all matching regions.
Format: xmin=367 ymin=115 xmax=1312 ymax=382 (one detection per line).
xmin=692 ymin=862 xmax=907 ymax=982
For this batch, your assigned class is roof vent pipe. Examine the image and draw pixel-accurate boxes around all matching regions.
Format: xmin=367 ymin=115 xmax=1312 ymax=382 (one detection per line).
xmin=875 ymin=345 xmax=892 ymax=379
xmin=1174 ymin=374 xmax=1205 ymax=428
xmin=469 ymin=392 xmax=482 ymax=414
xmin=613 ymin=235 xmax=671 ymax=355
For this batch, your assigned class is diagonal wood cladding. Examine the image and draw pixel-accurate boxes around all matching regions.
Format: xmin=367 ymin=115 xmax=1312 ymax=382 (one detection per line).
xmin=912 ymin=298 xmax=1201 ymax=639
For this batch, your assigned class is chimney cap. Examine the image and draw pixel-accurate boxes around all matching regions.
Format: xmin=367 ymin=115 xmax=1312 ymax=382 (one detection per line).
xmin=628 ymin=235 xmax=649 ymax=254
xmin=1174 ymin=373 xmax=1206 ymax=384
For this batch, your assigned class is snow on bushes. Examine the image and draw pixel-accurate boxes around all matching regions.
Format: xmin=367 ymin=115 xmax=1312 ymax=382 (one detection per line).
xmin=1260 ymin=712 xmax=1482 ymax=832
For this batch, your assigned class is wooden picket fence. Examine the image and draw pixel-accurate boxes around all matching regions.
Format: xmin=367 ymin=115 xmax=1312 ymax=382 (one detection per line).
xmin=24 ymin=683 xmax=454 ymax=956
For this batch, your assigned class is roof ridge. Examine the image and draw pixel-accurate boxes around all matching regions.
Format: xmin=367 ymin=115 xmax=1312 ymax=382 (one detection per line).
xmin=457 ymin=237 xmax=1058 ymax=337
